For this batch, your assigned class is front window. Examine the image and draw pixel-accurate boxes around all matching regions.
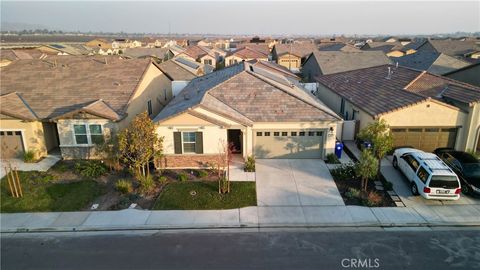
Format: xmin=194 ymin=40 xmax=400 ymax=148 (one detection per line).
xmin=182 ymin=132 xmax=196 ymax=153
xmin=74 ymin=124 xmax=103 ymax=145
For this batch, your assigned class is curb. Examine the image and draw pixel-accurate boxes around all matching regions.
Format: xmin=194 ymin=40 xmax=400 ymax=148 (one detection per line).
xmin=3 ymin=222 xmax=480 ymax=234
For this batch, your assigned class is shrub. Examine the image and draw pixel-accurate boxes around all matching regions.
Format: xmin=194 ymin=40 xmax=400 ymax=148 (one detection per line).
xmin=383 ymin=181 xmax=393 ymax=191
xmin=178 ymin=173 xmax=188 ymax=182
xmin=23 ymin=150 xmax=36 ymax=163
xmin=158 ymin=176 xmax=168 ymax=184
xmin=138 ymin=174 xmax=155 ymax=194
xmin=115 ymin=179 xmax=133 ymax=194
xmin=74 ymin=160 xmax=108 ymax=179
xmin=330 ymin=164 xmax=356 ymax=181
xmin=345 ymin=187 xmax=361 ymax=199
xmin=197 ymin=170 xmax=209 ymax=178
xmin=362 ymin=191 xmax=382 ymax=207
xmin=325 ymin=153 xmax=340 ymax=164
xmin=244 ymin=156 xmax=255 ymax=172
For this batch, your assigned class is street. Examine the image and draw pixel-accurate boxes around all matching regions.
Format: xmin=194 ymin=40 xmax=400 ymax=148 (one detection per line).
xmin=2 ymin=228 xmax=480 ymax=270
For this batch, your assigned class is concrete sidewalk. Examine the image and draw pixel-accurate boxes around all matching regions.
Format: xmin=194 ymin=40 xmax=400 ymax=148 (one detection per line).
xmin=2 ymin=204 xmax=480 ymax=233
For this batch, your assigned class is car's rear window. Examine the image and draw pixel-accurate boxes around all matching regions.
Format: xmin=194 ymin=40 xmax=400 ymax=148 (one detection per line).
xmin=429 ymin=176 xmax=459 ymax=189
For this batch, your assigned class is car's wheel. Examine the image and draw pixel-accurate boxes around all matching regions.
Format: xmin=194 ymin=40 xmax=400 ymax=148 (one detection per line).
xmin=411 ymin=183 xmax=419 ymax=196
xmin=461 ymin=184 xmax=470 ymax=195
xmin=392 ymin=157 xmax=398 ymax=169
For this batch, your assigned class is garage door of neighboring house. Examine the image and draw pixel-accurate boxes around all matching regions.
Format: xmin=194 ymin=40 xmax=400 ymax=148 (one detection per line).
xmin=0 ymin=131 xmax=25 ymax=159
xmin=254 ymin=130 xmax=325 ymax=159
xmin=391 ymin=127 xmax=457 ymax=152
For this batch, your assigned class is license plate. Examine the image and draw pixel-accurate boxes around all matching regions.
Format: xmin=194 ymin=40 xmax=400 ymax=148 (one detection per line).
xmin=436 ymin=190 xmax=450 ymax=194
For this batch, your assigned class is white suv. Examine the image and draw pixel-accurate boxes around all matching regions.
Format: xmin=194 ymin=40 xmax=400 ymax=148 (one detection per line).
xmin=392 ymin=148 xmax=461 ymax=200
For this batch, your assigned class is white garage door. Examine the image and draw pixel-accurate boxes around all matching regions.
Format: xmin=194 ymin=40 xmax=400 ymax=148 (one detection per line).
xmin=254 ymin=130 xmax=325 ymax=159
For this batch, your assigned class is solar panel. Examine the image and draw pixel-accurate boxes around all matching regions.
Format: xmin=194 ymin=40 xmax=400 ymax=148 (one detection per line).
xmin=50 ymin=44 xmax=66 ymax=49
xmin=175 ymin=57 xmax=200 ymax=70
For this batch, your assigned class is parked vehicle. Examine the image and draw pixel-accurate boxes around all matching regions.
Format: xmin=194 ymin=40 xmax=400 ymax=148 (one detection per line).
xmin=392 ymin=148 xmax=461 ymax=200
xmin=434 ymin=148 xmax=480 ymax=196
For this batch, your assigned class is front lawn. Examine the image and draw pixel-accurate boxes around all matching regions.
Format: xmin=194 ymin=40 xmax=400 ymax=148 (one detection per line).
xmin=153 ymin=181 xmax=256 ymax=210
xmin=1 ymin=171 xmax=105 ymax=213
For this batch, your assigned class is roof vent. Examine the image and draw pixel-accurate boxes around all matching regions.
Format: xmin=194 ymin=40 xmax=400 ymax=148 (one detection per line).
xmin=249 ymin=65 xmax=254 ymax=72
xmin=386 ymin=67 xmax=392 ymax=79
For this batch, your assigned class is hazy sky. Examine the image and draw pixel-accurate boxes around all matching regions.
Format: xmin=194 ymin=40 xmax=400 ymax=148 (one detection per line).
xmin=1 ymin=1 xmax=479 ymax=35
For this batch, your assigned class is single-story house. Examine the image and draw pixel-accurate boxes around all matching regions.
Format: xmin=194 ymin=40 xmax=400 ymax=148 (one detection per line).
xmin=302 ymin=51 xmax=392 ymax=82
xmin=444 ymin=62 xmax=480 ymax=87
xmin=0 ymin=56 xmax=173 ymax=160
xmin=315 ymin=64 xmax=480 ymax=152
xmin=393 ymin=51 xmax=472 ymax=75
xmin=85 ymin=39 xmax=113 ymax=50
xmin=176 ymin=45 xmax=220 ymax=68
xmin=415 ymin=39 xmax=480 ymax=58
xmin=271 ymin=43 xmax=318 ymax=71
xmin=360 ymin=41 xmax=406 ymax=57
xmin=153 ymin=61 xmax=341 ymax=168
xmin=224 ymin=47 xmax=268 ymax=67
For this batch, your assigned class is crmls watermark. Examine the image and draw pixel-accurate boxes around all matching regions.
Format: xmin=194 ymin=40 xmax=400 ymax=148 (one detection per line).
xmin=341 ymin=258 xmax=380 ymax=268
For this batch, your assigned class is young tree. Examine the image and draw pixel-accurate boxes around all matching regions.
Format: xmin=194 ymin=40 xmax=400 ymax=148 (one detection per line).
xmin=95 ymin=132 xmax=122 ymax=171
xmin=356 ymin=150 xmax=379 ymax=191
xmin=216 ymin=139 xmax=234 ymax=194
xmin=357 ymin=119 xmax=394 ymax=178
xmin=118 ymin=112 xmax=163 ymax=179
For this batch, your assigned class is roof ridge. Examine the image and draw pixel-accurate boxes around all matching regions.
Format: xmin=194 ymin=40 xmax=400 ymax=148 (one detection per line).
xmin=202 ymin=93 xmax=254 ymax=124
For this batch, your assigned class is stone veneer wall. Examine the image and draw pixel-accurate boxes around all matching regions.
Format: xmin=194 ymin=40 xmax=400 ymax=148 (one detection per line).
xmin=159 ymin=154 xmax=223 ymax=169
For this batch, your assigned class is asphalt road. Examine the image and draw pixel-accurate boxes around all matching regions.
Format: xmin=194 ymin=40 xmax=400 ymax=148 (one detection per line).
xmin=2 ymin=228 xmax=480 ymax=270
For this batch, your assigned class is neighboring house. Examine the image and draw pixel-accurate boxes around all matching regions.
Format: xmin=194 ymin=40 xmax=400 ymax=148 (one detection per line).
xmin=224 ymin=47 xmax=268 ymax=67
xmin=235 ymin=43 xmax=271 ymax=56
xmin=167 ymin=44 xmax=186 ymax=57
xmin=158 ymin=57 xmax=213 ymax=98
xmin=415 ymin=39 xmax=480 ymax=58
xmin=444 ymin=62 xmax=480 ymax=87
xmin=153 ymin=62 xmax=341 ymax=168
xmin=37 ymin=44 xmax=93 ymax=56
xmin=315 ymin=64 xmax=480 ymax=152
xmin=302 ymin=51 xmax=391 ymax=82
xmin=177 ymin=45 xmax=219 ymax=67
xmin=123 ymin=47 xmax=170 ymax=62
xmin=271 ymin=43 xmax=318 ymax=71
xmin=112 ymin=39 xmax=142 ymax=49
xmin=360 ymin=41 xmax=406 ymax=57
xmin=318 ymin=43 xmax=360 ymax=52
xmin=96 ymin=48 xmax=117 ymax=56
xmin=85 ymin=39 xmax=112 ymax=50
xmin=393 ymin=51 xmax=472 ymax=75
xmin=0 ymin=49 xmax=40 ymax=67
xmin=0 ymin=56 xmax=173 ymax=160
xmin=251 ymin=60 xmax=300 ymax=81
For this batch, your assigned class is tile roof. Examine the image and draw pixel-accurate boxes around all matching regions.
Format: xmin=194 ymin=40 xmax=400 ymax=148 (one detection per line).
xmin=182 ymin=45 xmax=213 ymax=59
xmin=123 ymin=48 xmax=169 ymax=59
xmin=308 ymin=51 xmax=392 ymax=75
xmin=0 ymin=92 xmax=38 ymax=121
xmin=235 ymin=44 xmax=271 ymax=55
xmin=394 ymin=51 xmax=471 ymax=75
xmin=427 ymin=40 xmax=479 ymax=56
xmin=361 ymin=42 xmax=404 ymax=53
xmin=252 ymin=60 xmax=300 ymax=80
xmin=157 ymin=57 xmax=200 ymax=81
xmin=154 ymin=62 xmax=340 ymax=124
xmin=228 ymin=47 xmax=268 ymax=59
xmin=316 ymin=64 xmax=480 ymax=116
xmin=0 ymin=56 xmax=154 ymax=120
xmin=274 ymin=43 xmax=318 ymax=58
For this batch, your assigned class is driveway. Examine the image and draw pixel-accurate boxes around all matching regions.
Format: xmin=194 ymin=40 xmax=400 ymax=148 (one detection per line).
xmin=255 ymin=159 xmax=344 ymax=206
xmin=382 ymin=156 xmax=480 ymax=208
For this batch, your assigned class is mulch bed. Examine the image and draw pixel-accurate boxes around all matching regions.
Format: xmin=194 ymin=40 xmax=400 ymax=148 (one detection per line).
xmin=332 ymin=174 xmax=396 ymax=207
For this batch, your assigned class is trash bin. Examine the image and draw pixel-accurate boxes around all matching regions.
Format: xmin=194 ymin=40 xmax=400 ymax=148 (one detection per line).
xmin=335 ymin=141 xmax=343 ymax=159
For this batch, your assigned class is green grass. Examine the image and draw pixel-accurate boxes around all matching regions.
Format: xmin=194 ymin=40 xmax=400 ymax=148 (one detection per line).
xmin=1 ymin=171 xmax=105 ymax=213
xmin=153 ymin=181 xmax=256 ymax=210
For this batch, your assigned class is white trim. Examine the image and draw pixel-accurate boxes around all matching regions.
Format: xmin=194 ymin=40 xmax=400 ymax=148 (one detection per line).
xmin=0 ymin=128 xmax=28 ymax=153
xmin=71 ymin=123 xmax=104 ymax=146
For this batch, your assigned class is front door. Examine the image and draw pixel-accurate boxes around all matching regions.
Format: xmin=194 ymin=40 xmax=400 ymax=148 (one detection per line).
xmin=227 ymin=129 xmax=242 ymax=154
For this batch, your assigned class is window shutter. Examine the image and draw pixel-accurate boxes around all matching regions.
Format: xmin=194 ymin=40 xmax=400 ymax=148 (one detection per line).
xmin=195 ymin=132 xmax=203 ymax=154
xmin=173 ymin=132 xmax=182 ymax=154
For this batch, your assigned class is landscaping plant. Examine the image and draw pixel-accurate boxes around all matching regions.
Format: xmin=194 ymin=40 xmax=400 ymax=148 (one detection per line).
xmin=197 ymin=170 xmax=209 ymax=179
xmin=244 ymin=155 xmax=256 ymax=172
xmin=115 ymin=179 xmax=133 ymax=194
xmin=330 ymin=164 xmax=356 ymax=181
xmin=23 ymin=150 xmax=36 ymax=163
xmin=74 ymin=160 xmax=107 ymax=179
xmin=355 ymin=150 xmax=378 ymax=191
xmin=325 ymin=153 xmax=340 ymax=164
xmin=178 ymin=173 xmax=188 ymax=182
xmin=362 ymin=191 xmax=382 ymax=207
xmin=357 ymin=119 xmax=394 ymax=178
xmin=138 ymin=174 xmax=155 ymax=194
xmin=118 ymin=112 xmax=164 ymax=179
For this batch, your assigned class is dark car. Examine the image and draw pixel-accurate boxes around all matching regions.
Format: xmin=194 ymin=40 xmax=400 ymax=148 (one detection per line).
xmin=434 ymin=148 xmax=480 ymax=196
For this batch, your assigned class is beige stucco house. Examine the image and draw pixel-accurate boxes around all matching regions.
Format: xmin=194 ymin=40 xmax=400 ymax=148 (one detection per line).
xmin=0 ymin=56 xmax=173 ymax=160
xmin=315 ymin=64 xmax=480 ymax=153
xmin=224 ymin=47 xmax=268 ymax=67
xmin=153 ymin=61 xmax=341 ymax=168
xmin=271 ymin=43 xmax=317 ymax=72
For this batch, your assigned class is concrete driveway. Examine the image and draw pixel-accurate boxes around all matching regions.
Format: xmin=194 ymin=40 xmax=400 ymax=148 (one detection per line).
xmin=255 ymin=159 xmax=344 ymax=206
xmin=382 ymin=156 xmax=480 ymax=207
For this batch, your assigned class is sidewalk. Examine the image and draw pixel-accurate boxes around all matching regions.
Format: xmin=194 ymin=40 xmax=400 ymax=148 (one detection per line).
xmin=0 ymin=155 xmax=61 ymax=179
xmin=2 ymin=204 xmax=480 ymax=233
